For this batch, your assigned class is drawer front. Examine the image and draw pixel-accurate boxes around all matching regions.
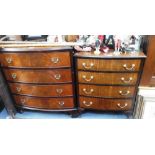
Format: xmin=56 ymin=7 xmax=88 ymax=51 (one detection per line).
xmin=77 ymin=59 xmax=141 ymax=71
xmin=0 ymin=52 xmax=71 ymax=68
xmin=3 ymin=69 xmax=72 ymax=83
xmin=9 ymin=83 xmax=73 ymax=97
xmin=79 ymin=84 xmax=135 ymax=98
xmin=79 ymin=97 xmax=132 ymax=111
xmin=14 ymin=95 xmax=74 ymax=109
xmin=78 ymin=71 xmax=138 ymax=85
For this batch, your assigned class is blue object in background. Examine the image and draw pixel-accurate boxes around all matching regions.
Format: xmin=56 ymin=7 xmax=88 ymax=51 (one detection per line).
xmin=0 ymin=109 xmax=128 ymax=119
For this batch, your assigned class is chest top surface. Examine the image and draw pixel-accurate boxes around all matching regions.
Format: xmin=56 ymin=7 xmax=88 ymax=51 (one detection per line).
xmin=0 ymin=46 xmax=73 ymax=53
xmin=74 ymin=51 xmax=146 ymax=59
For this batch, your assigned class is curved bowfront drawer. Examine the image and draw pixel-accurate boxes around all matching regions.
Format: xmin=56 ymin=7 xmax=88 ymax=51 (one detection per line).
xmin=79 ymin=84 xmax=135 ymax=98
xmin=14 ymin=95 xmax=74 ymax=109
xmin=3 ymin=69 xmax=72 ymax=83
xmin=78 ymin=71 xmax=138 ymax=85
xmin=9 ymin=83 xmax=73 ymax=97
xmin=77 ymin=59 xmax=141 ymax=71
xmin=79 ymin=97 xmax=132 ymax=111
xmin=0 ymin=52 xmax=71 ymax=68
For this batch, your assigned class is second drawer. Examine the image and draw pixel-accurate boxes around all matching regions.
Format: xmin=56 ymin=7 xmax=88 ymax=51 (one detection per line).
xmin=78 ymin=71 xmax=138 ymax=85
xmin=3 ymin=68 xmax=72 ymax=83
xmin=79 ymin=84 xmax=136 ymax=98
xmin=9 ymin=83 xmax=73 ymax=97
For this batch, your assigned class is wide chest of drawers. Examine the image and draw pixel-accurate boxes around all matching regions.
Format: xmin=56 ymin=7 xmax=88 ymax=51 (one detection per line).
xmin=74 ymin=51 xmax=146 ymax=115
xmin=0 ymin=47 xmax=76 ymax=112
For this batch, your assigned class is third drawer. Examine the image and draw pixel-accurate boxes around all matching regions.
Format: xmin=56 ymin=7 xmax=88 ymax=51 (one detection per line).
xmin=9 ymin=83 xmax=73 ymax=97
xmin=79 ymin=84 xmax=136 ymax=98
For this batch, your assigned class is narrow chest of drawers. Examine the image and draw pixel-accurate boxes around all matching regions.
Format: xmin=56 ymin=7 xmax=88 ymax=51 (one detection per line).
xmin=74 ymin=51 xmax=146 ymax=114
xmin=0 ymin=47 xmax=76 ymax=111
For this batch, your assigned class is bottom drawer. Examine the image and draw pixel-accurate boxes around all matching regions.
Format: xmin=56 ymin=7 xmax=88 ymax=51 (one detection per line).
xmin=14 ymin=95 xmax=74 ymax=109
xmin=79 ymin=97 xmax=133 ymax=111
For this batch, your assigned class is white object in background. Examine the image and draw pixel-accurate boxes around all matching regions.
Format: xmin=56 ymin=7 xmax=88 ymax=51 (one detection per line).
xmin=138 ymin=87 xmax=155 ymax=119
xmin=47 ymin=35 xmax=63 ymax=43
xmin=142 ymin=101 xmax=155 ymax=119
xmin=57 ymin=35 xmax=63 ymax=42
xmin=47 ymin=35 xmax=57 ymax=42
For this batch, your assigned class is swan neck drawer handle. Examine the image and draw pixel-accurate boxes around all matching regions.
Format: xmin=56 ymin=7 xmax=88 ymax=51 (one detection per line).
xmin=121 ymin=77 xmax=133 ymax=83
xmin=6 ymin=58 xmax=12 ymax=64
xmin=82 ymin=62 xmax=94 ymax=69
xmin=56 ymin=89 xmax=63 ymax=94
xmin=119 ymin=90 xmax=130 ymax=96
xmin=83 ymin=101 xmax=93 ymax=107
xmin=54 ymin=74 xmax=61 ymax=80
xmin=11 ymin=73 xmax=17 ymax=79
xmin=82 ymin=75 xmax=94 ymax=82
xmin=20 ymin=98 xmax=26 ymax=105
xmin=83 ymin=88 xmax=94 ymax=95
xmin=51 ymin=57 xmax=59 ymax=64
xmin=16 ymin=87 xmax=22 ymax=93
xmin=59 ymin=101 xmax=64 ymax=106
xmin=123 ymin=64 xmax=135 ymax=71
xmin=117 ymin=103 xmax=128 ymax=109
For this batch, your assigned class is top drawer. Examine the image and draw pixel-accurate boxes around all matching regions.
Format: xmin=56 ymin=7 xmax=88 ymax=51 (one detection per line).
xmin=77 ymin=59 xmax=141 ymax=72
xmin=0 ymin=52 xmax=71 ymax=68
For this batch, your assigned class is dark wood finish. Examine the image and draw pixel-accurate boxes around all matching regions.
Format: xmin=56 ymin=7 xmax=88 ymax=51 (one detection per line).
xmin=14 ymin=95 xmax=74 ymax=109
xmin=140 ymin=36 xmax=155 ymax=86
xmin=150 ymin=78 xmax=155 ymax=86
xmin=79 ymin=97 xmax=132 ymax=111
xmin=3 ymin=69 xmax=72 ymax=83
xmin=79 ymin=84 xmax=135 ymax=98
xmin=75 ymin=51 xmax=146 ymax=116
xmin=9 ymin=83 xmax=73 ymax=97
xmin=78 ymin=71 xmax=138 ymax=85
xmin=0 ymin=46 xmax=76 ymax=114
xmin=0 ymin=52 xmax=71 ymax=68
xmin=77 ymin=58 xmax=141 ymax=71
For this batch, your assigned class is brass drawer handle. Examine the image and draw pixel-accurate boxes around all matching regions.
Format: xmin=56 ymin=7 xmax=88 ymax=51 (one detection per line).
xmin=82 ymin=62 xmax=94 ymax=69
xmin=59 ymin=101 xmax=64 ymax=106
xmin=54 ymin=74 xmax=61 ymax=80
xmin=16 ymin=87 xmax=22 ymax=93
xmin=119 ymin=90 xmax=130 ymax=96
xmin=11 ymin=73 xmax=17 ymax=79
xmin=117 ymin=103 xmax=128 ymax=109
xmin=6 ymin=58 xmax=12 ymax=64
xmin=83 ymin=101 xmax=93 ymax=107
xmin=51 ymin=57 xmax=59 ymax=64
xmin=121 ymin=77 xmax=133 ymax=83
xmin=56 ymin=88 xmax=63 ymax=94
xmin=82 ymin=75 xmax=94 ymax=82
xmin=123 ymin=64 xmax=135 ymax=71
xmin=20 ymin=98 xmax=26 ymax=105
xmin=83 ymin=88 xmax=94 ymax=95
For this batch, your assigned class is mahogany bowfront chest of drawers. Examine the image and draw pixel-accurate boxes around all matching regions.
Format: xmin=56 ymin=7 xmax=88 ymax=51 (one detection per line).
xmin=0 ymin=47 xmax=76 ymax=112
xmin=74 ymin=51 xmax=146 ymax=115
xmin=0 ymin=46 xmax=146 ymax=117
